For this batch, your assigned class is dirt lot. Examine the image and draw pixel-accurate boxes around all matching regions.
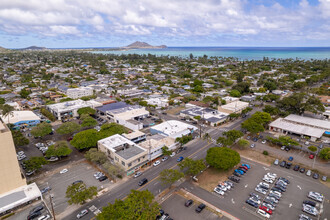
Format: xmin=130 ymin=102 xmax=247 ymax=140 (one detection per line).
xmin=234 ymin=147 xmax=274 ymax=165
xmin=195 ymin=167 xmax=234 ymax=192
xmin=166 ymin=106 xmax=185 ymax=115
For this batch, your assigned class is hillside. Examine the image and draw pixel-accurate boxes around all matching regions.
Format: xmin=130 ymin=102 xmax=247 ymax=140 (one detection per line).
xmin=123 ymin=41 xmax=167 ymax=49
xmin=0 ymin=46 xmax=9 ymax=53
xmin=20 ymin=46 xmax=47 ymax=50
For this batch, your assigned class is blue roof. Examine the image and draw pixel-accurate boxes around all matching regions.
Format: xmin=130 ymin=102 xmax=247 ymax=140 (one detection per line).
xmin=96 ymin=102 xmax=128 ymax=113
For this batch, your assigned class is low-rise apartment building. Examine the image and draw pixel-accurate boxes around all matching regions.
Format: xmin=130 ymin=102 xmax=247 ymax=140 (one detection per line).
xmin=66 ymin=87 xmax=93 ymax=99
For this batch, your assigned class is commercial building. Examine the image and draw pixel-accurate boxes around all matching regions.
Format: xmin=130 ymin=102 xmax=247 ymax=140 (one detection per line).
xmin=0 ymin=120 xmax=42 ymax=216
xmin=241 ymin=95 xmax=256 ymax=102
xmin=139 ymin=135 xmax=177 ymax=161
xmin=150 ymin=120 xmax=197 ymax=138
xmin=98 ymin=134 xmax=148 ymax=173
xmin=47 ymin=99 xmax=102 ymax=120
xmin=97 ymin=102 xmax=149 ymax=131
xmin=180 ymin=107 xmax=228 ymax=127
xmin=217 ymin=101 xmax=249 ymax=114
xmin=0 ymin=111 xmax=40 ymax=130
xmin=269 ymin=114 xmax=330 ymax=141
xmin=66 ymin=87 xmax=93 ymax=99
xmin=145 ymin=97 xmax=169 ymax=109
xmin=122 ymin=130 xmax=146 ymax=143
xmin=222 ymin=96 xmax=239 ymax=104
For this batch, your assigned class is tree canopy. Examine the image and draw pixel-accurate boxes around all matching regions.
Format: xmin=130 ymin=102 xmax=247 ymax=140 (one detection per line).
xmin=56 ymin=121 xmax=81 ymax=135
xmin=12 ymin=130 xmax=29 ymax=146
xmin=178 ymin=158 xmax=206 ymax=176
xmin=159 ymin=169 xmax=184 ymax=186
xmin=70 ymin=129 xmax=99 ymax=150
xmin=77 ymin=107 xmax=96 ymax=116
xmin=45 ymin=141 xmax=72 ymax=159
xmin=97 ymin=190 xmax=160 ymax=220
xmin=84 ymin=148 xmax=108 ymax=164
xmin=23 ymin=157 xmax=48 ymax=172
xmin=206 ymin=147 xmax=240 ymax=170
xmin=66 ymin=182 xmax=97 ymax=205
xmin=319 ymin=148 xmax=330 ymax=160
xmin=241 ymin=111 xmax=271 ymax=134
xmin=81 ymin=115 xmax=98 ymax=127
xmin=31 ymin=122 xmax=52 ymax=138
xmin=161 ymin=146 xmax=172 ymax=156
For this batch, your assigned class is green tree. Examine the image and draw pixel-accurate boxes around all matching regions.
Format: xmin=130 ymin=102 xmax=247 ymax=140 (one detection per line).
xmin=77 ymin=107 xmax=96 ymax=116
xmin=230 ymin=89 xmax=241 ymax=97
xmin=229 ymin=113 xmax=240 ymax=119
xmin=277 ymin=136 xmax=299 ymax=146
xmin=193 ymin=115 xmax=201 ymax=120
xmin=23 ymin=157 xmax=48 ymax=171
xmin=264 ymin=81 xmax=277 ymax=91
xmin=0 ymin=97 xmax=5 ymax=104
xmin=161 ymin=146 xmax=172 ymax=156
xmin=45 ymin=141 xmax=72 ymax=159
xmin=99 ymin=123 xmax=128 ymax=138
xmin=85 ymin=148 xmax=107 ymax=164
xmin=206 ymin=147 xmax=240 ymax=170
xmin=263 ymin=105 xmax=280 ymax=115
xmin=0 ymin=104 xmax=15 ymax=123
xmin=70 ymin=129 xmax=99 ymax=150
xmin=19 ymin=88 xmax=31 ymax=99
xmin=308 ymin=146 xmax=317 ymax=152
xmin=178 ymin=158 xmax=206 ymax=176
xmin=237 ymin=139 xmax=249 ymax=149
xmin=66 ymin=182 xmax=97 ymax=205
xmin=138 ymin=100 xmax=148 ymax=107
xmin=81 ymin=116 xmax=98 ymax=127
xmin=159 ymin=169 xmax=184 ymax=186
xmin=97 ymin=190 xmax=160 ymax=220
xmin=223 ymin=130 xmax=243 ymax=143
xmin=31 ymin=122 xmax=52 ymax=138
xmin=56 ymin=121 xmax=81 ymax=135
xmin=175 ymin=135 xmax=193 ymax=146
xmin=12 ymin=130 xmax=29 ymax=146
xmin=40 ymin=108 xmax=56 ymax=121
xmin=216 ymin=136 xmax=233 ymax=147
xmin=319 ymin=148 xmax=330 ymax=160
xmin=241 ymin=111 xmax=271 ymax=134
xmin=232 ymin=82 xmax=250 ymax=94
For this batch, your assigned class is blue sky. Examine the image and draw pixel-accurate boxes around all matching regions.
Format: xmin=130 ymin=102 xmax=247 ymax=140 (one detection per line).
xmin=0 ymin=0 xmax=329 ymax=48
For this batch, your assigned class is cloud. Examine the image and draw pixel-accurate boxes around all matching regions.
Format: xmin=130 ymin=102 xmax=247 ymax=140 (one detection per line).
xmin=0 ymin=0 xmax=329 ymax=46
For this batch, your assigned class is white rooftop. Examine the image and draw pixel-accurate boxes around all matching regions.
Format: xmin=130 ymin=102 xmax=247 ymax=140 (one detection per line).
xmin=0 ymin=111 xmax=40 ymax=124
xmin=0 ymin=183 xmax=41 ymax=213
xmin=47 ymin=99 xmax=96 ymax=113
xmin=220 ymin=101 xmax=249 ymax=111
xmin=151 ymin=120 xmax=197 ymax=137
xmin=285 ymin=114 xmax=330 ymax=131
xmin=122 ymin=130 xmax=146 ymax=140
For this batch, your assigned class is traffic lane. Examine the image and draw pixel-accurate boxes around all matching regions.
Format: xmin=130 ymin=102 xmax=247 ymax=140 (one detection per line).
xmin=161 ymin=194 xmax=222 ymax=220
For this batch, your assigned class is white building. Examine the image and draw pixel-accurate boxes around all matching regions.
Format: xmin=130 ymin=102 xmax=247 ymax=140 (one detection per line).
xmin=98 ymin=134 xmax=148 ymax=173
xmin=222 ymin=96 xmax=240 ymax=104
xmin=47 ymin=99 xmax=102 ymax=120
xmin=139 ymin=135 xmax=177 ymax=161
xmin=180 ymin=107 xmax=228 ymax=127
xmin=66 ymin=87 xmax=93 ymax=99
xmin=218 ymin=101 xmax=249 ymax=114
xmin=146 ymin=97 xmax=169 ymax=109
xmin=150 ymin=120 xmax=197 ymax=138
xmin=269 ymin=114 xmax=330 ymax=141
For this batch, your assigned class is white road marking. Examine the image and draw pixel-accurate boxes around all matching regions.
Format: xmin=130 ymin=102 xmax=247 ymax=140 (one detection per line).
xmin=287 ymin=175 xmax=293 ymax=179
xmin=289 ymin=203 xmax=292 ymax=208
xmin=231 ymin=198 xmax=235 ymax=204
xmin=297 ymin=185 xmax=302 ymax=190
xmin=89 ymin=205 xmax=97 ymax=211
xmin=245 ymin=184 xmax=248 ymax=188
xmin=154 ymin=181 xmax=159 ymax=186
xmin=263 ymin=167 xmax=270 ymax=171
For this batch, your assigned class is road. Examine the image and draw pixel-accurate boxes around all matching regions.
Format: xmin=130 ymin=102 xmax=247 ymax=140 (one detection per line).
xmin=62 ymin=109 xmax=260 ymax=220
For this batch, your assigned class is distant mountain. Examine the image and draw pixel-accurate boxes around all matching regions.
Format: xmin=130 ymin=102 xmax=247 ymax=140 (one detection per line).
xmin=0 ymin=46 xmax=9 ymax=53
xmin=19 ymin=46 xmax=47 ymax=50
xmin=122 ymin=41 xmax=167 ymax=49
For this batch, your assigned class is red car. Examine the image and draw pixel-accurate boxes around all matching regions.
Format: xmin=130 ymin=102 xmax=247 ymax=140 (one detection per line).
xmin=309 ymin=154 xmax=314 ymax=159
xmin=259 ymin=206 xmax=272 ymax=215
xmin=239 ymin=166 xmax=248 ymax=171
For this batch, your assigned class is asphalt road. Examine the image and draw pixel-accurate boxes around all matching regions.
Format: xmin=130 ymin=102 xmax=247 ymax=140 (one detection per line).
xmin=63 ymin=115 xmax=248 ymax=220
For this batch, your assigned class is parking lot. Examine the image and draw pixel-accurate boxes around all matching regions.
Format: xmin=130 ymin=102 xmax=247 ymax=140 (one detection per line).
xmin=222 ymin=158 xmax=329 ymax=220
xmin=161 ymin=194 xmax=224 ymax=220
xmin=8 ymin=201 xmax=51 ymax=220
xmin=36 ymin=161 xmax=112 ymax=215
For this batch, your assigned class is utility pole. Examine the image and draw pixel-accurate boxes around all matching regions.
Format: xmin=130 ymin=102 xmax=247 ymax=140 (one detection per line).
xmin=47 ymin=182 xmax=56 ymax=220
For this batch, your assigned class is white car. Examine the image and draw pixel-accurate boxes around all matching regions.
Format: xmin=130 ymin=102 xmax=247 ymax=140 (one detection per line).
xmin=17 ymin=154 xmax=26 ymax=161
xmin=261 ymin=140 xmax=267 ymax=144
xmin=77 ymin=209 xmax=89 ymax=219
xmin=161 ymin=156 xmax=168 ymax=162
xmin=266 ymin=173 xmax=277 ymax=179
xmin=255 ymin=187 xmax=267 ymax=195
xmin=259 ymin=182 xmax=270 ymax=189
xmin=305 ymin=141 xmax=310 ymax=145
xmin=214 ymin=187 xmax=224 ymax=195
xmin=153 ymin=160 xmax=161 ymax=166
xmin=249 ymin=196 xmax=261 ymax=204
xmin=38 ymin=215 xmax=50 ymax=220
xmin=170 ymin=152 xmax=176 ymax=157
xmin=250 ymin=144 xmax=255 ymax=148
xmin=263 ymin=177 xmax=274 ymax=184
xmin=270 ymin=190 xmax=282 ymax=197
xmin=60 ymin=168 xmax=68 ymax=174
xmin=257 ymin=209 xmax=270 ymax=219
xmin=17 ymin=151 xmax=25 ymax=156
xmin=134 ymin=171 xmax=142 ymax=178
xmin=281 ymin=146 xmax=286 ymax=150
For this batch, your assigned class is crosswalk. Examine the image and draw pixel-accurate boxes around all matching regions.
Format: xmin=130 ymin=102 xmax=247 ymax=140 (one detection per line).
xmin=89 ymin=205 xmax=101 ymax=215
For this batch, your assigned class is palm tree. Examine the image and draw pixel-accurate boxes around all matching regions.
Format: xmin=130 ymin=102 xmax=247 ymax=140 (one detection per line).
xmin=0 ymin=104 xmax=15 ymax=124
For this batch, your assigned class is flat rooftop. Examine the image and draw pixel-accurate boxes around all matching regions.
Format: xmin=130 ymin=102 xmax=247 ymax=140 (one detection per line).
xmin=47 ymin=99 xmax=93 ymax=113
xmin=151 ymin=120 xmax=197 ymax=136
xmin=123 ymin=130 xmax=146 ymax=140
xmin=284 ymin=114 xmax=330 ymax=131
xmin=98 ymin=134 xmax=146 ymax=160
xmin=0 ymin=111 xmax=40 ymax=124
xmin=181 ymin=107 xmax=228 ymax=122
xmin=220 ymin=101 xmax=249 ymax=111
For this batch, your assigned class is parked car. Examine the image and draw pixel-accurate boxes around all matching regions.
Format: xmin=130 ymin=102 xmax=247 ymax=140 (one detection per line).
xmin=153 ymin=160 xmax=161 ymax=166
xmin=274 ymin=159 xmax=279 ymax=165
xmin=38 ymin=215 xmax=50 ymax=220
xmin=308 ymin=191 xmax=324 ymax=202
xmin=98 ymin=175 xmax=108 ymax=182
xmin=261 ymin=140 xmax=267 ymax=144
xmin=77 ymin=209 xmax=88 ymax=219
xmin=41 ymin=186 xmax=51 ymax=194
xmin=312 ymin=173 xmax=319 ymax=179
xmin=134 ymin=171 xmax=142 ymax=178
xmin=321 ymin=176 xmax=327 ymax=181
xmin=285 ymin=162 xmax=292 ymax=169
xmin=255 ymin=187 xmax=267 ymax=195
xmin=214 ymin=187 xmax=225 ymax=195
xmin=302 ymin=204 xmax=318 ymax=216
xmin=299 ymin=214 xmax=312 ymax=220
xmin=257 ymin=209 xmax=270 ymax=218
xmin=300 ymin=167 xmax=306 ymax=173
xmin=241 ymin=163 xmax=251 ymax=169
xmin=280 ymin=161 xmax=286 ymax=167
xmin=60 ymin=168 xmax=68 ymax=174
xmin=195 ymin=203 xmax=206 ymax=213
xmin=233 ymin=171 xmax=241 ymax=177
xmin=309 ymin=154 xmax=314 ymax=159
xmin=293 ymin=165 xmax=300 ymax=171
xmin=303 ymin=200 xmax=316 ymax=207
xmin=228 ymin=176 xmax=240 ymax=183
xmin=288 ymin=156 xmax=293 ymax=161
xmin=27 ymin=212 xmax=41 ymax=220
xmin=185 ymin=199 xmax=193 ymax=207
xmin=250 ymin=144 xmax=255 ymax=148
xmin=161 ymin=156 xmax=168 ymax=162
xmin=278 ymin=177 xmax=290 ymax=184
xmin=246 ymin=199 xmax=258 ymax=208
xmin=306 ymin=170 xmax=312 ymax=176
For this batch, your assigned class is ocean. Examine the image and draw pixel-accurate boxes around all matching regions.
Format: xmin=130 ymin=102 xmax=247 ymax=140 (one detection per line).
xmin=93 ymin=47 xmax=330 ymax=60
